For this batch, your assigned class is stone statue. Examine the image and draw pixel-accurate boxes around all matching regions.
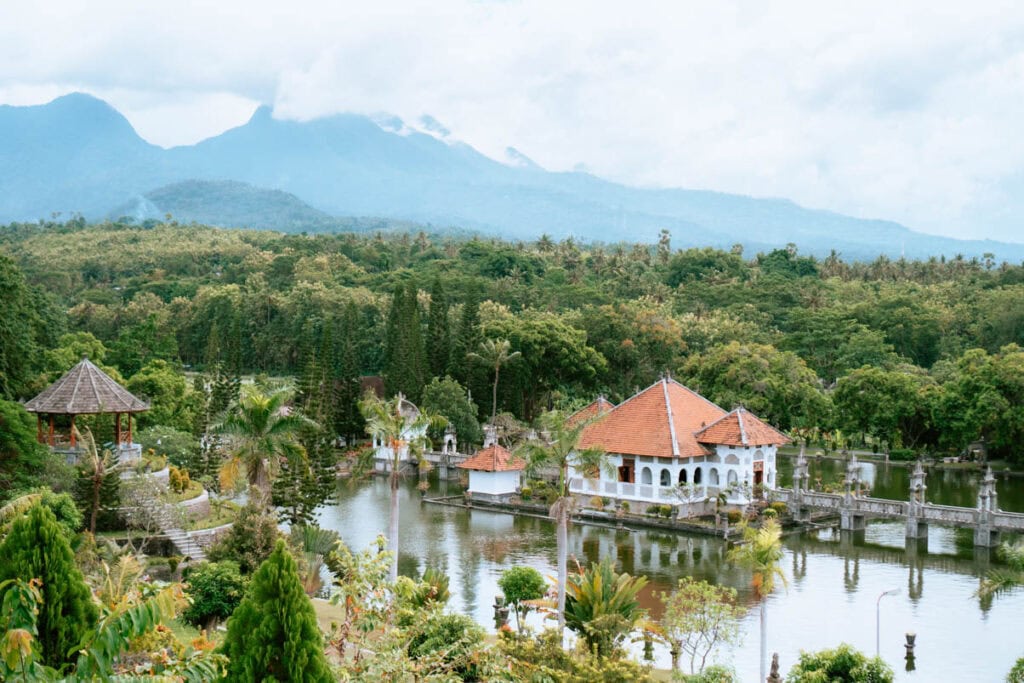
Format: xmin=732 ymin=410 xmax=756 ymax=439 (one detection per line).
xmin=767 ymin=652 xmax=782 ymax=682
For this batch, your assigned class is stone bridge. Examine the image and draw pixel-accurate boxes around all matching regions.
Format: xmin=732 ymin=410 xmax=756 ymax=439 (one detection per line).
xmin=775 ymin=451 xmax=1024 ymax=548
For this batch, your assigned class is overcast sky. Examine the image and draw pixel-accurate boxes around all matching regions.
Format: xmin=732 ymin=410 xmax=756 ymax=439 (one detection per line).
xmin=2 ymin=1 xmax=1023 ymax=242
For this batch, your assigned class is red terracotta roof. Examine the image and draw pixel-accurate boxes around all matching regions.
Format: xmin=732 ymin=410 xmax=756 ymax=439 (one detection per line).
xmin=566 ymin=396 xmax=616 ymax=427
xmin=457 ymin=444 xmax=526 ymax=472
xmin=695 ymin=407 xmax=791 ymax=447
xmin=578 ymin=378 xmax=727 ymax=459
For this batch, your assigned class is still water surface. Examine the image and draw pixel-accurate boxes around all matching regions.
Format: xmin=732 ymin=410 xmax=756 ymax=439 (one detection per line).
xmin=316 ymin=462 xmax=1024 ymax=682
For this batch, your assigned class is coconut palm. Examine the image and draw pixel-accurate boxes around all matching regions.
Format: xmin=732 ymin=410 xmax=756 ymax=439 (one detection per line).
xmin=214 ymin=384 xmax=313 ymax=505
xmin=728 ymin=518 xmax=787 ymax=683
xmin=468 ymin=338 xmax=521 ymax=423
xmin=359 ymin=393 xmax=444 ymax=581
xmin=75 ymin=426 xmax=119 ymax=535
xmin=519 ymin=410 xmax=608 ymax=630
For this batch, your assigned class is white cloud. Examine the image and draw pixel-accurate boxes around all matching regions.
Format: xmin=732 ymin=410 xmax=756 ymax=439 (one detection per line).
xmin=1 ymin=1 xmax=1023 ymax=241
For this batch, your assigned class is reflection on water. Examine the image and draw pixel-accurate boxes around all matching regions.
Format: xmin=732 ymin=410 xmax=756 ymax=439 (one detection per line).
xmin=777 ymin=453 xmax=1024 ymax=512
xmin=316 ymin=476 xmax=1024 ymax=682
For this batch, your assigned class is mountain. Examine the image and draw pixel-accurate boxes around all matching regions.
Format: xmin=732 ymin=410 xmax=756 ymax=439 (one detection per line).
xmin=110 ymin=180 xmax=336 ymax=231
xmin=2 ymin=92 xmax=1022 ymax=261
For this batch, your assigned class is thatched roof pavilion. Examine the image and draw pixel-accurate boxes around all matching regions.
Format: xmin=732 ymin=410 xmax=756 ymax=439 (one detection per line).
xmin=24 ymin=357 xmax=149 ymax=449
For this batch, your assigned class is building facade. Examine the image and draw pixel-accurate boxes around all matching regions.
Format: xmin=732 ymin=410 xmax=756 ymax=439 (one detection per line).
xmin=568 ymin=378 xmax=789 ymax=507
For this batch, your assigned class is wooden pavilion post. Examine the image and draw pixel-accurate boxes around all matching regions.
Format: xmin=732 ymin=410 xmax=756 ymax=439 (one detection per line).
xmin=127 ymin=412 xmax=133 ymax=446
xmin=115 ymin=413 xmax=122 ymax=447
xmin=70 ymin=415 xmax=76 ymax=447
xmin=48 ymin=415 xmax=55 ymax=447
xmin=37 ymin=415 xmax=43 ymax=444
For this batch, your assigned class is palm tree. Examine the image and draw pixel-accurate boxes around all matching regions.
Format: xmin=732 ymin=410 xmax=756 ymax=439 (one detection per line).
xmin=519 ymin=410 xmax=608 ymax=630
xmin=468 ymin=338 xmax=521 ymax=423
xmin=75 ymin=426 xmax=119 ymax=535
xmin=214 ymin=384 xmax=312 ymax=505
xmin=359 ymin=393 xmax=442 ymax=581
xmin=728 ymin=518 xmax=787 ymax=683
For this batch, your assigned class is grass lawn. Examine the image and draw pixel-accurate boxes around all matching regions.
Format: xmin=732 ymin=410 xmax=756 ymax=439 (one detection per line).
xmin=311 ymin=597 xmax=347 ymax=632
xmin=164 ymin=479 xmax=204 ymax=503
xmin=187 ymin=503 xmax=239 ymax=531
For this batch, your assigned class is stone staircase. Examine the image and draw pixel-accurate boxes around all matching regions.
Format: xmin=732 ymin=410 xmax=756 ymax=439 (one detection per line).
xmin=153 ymin=503 xmax=206 ymax=562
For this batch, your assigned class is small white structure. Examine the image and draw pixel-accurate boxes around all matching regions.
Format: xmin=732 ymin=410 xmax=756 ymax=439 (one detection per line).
xmin=373 ymin=395 xmax=428 ymax=472
xmin=458 ymin=443 xmax=526 ymax=500
xmin=569 ymin=378 xmax=790 ymax=506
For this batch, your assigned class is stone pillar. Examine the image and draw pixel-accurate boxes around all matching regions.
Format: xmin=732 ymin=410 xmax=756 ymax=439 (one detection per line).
xmin=443 ymin=425 xmax=457 ymax=455
xmin=483 ymin=424 xmax=498 ymax=448
xmin=905 ymin=461 xmax=928 ymax=541
xmin=840 ymin=508 xmax=866 ymax=532
xmin=844 ymin=454 xmax=860 ymax=503
xmin=974 ymin=467 xmax=1000 ymax=547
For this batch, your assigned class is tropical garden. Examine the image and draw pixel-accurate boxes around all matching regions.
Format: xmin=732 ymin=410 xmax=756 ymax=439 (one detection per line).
xmin=2 ymin=217 xmax=1024 ymax=680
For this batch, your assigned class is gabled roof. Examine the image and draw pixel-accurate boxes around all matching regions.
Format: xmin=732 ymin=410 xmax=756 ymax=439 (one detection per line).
xmin=457 ymin=444 xmax=526 ymax=472
xmin=578 ymin=378 xmax=727 ymax=459
xmin=566 ymin=396 xmax=616 ymax=427
xmin=24 ymin=358 xmax=149 ymax=415
xmin=695 ymin=407 xmax=791 ymax=447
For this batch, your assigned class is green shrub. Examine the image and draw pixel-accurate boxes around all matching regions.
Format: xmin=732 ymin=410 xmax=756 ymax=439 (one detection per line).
xmin=786 ymin=643 xmax=894 ymax=682
xmin=207 ymin=503 xmax=282 ymax=573
xmin=675 ymin=664 xmax=736 ymax=682
xmin=407 ymin=611 xmax=486 ymax=680
xmin=660 ymin=504 xmax=675 ymax=518
xmin=726 ymin=510 xmax=742 ymax=524
xmin=590 ymin=495 xmax=605 ymax=509
xmin=182 ymin=560 xmax=249 ymax=628
xmin=500 ymin=628 xmax=654 ymax=682
xmin=889 ymin=448 xmax=916 ymax=462
xmin=619 ymin=501 xmax=630 ymax=513
xmin=519 ymin=486 xmax=533 ymax=500
xmin=770 ymin=501 xmax=788 ymax=515
xmin=762 ymin=508 xmax=778 ymax=519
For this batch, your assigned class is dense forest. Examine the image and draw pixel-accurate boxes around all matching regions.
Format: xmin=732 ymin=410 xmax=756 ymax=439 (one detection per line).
xmin=2 ymin=218 xmax=1024 ymax=464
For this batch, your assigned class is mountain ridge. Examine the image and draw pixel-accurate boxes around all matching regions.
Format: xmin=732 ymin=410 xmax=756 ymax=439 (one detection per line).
xmin=2 ymin=92 xmax=1022 ymax=261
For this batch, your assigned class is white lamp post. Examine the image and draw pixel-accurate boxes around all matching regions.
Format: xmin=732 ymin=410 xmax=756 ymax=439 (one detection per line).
xmin=876 ymin=588 xmax=900 ymax=656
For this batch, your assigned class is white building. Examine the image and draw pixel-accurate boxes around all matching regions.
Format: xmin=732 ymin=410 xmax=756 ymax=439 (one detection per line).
xmin=568 ymin=378 xmax=790 ymax=507
xmin=458 ymin=443 xmax=526 ymax=500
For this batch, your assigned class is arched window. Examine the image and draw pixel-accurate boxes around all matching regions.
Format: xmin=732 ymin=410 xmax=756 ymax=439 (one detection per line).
xmin=679 ymin=469 xmax=688 ymax=485
xmin=660 ymin=469 xmax=671 ymax=487
xmin=727 ymin=469 xmax=738 ymax=485
xmin=709 ymin=468 xmax=720 ymax=486
xmin=640 ymin=467 xmax=652 ymax=485
xmin=694 ymin=467 xmax=703 ymax=485
xmin=725 ymin=453 xmax=740 ymax=465
xmin=754 ymin=449 xmax=764 ymax=461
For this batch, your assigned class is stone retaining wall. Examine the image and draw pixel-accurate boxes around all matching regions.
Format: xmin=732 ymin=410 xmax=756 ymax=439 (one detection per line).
xmin=185 ymin=521 xmax=234 ymax=550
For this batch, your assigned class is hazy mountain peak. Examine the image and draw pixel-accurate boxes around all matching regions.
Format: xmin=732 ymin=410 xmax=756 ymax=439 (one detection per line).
xmin=504 ymin=146 xmax=542 ymax=170
xmin=2 ymin=93 xmax=1023 ymax=261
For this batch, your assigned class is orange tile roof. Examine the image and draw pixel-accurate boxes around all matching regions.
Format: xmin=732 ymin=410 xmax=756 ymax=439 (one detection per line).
xmin=695 ymin=408 xmax=791 ymax=447
xmin=578 ymin=378 xmax=728 ymax=459
xmin=457 ymin=444 xmax=526 ymax=472
xmin=566 ymin=396 xmax=616 ymax=427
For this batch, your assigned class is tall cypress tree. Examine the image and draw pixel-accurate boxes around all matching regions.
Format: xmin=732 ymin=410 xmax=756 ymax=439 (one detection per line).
xmin=400 ymin=281 xmax=427 ymax=401
xmin=0 ymin=504 xmax=99 ymax=670
xmin=333 ymin=301 xmax=364 ymax=444
xmin=382 ymin=284 xmax=405 ymax=396
xmin=383 ymin=282 xmax=426 ymax=402
xmin=448 ymin=291 xmax=481 ymax=386
xmin=426 ymin=276 xmax=451 ymax=379
xmin=220 ymin=539 xmax=334 ymax=682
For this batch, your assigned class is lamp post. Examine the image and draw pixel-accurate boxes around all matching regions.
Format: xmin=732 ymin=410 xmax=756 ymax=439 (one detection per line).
xmin=876 ymin=588 xmax=900 ymax=656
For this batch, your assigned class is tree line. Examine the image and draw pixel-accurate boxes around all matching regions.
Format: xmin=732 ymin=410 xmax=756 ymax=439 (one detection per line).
xmin=2 ymin=218 xmax=1024 ymax=461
